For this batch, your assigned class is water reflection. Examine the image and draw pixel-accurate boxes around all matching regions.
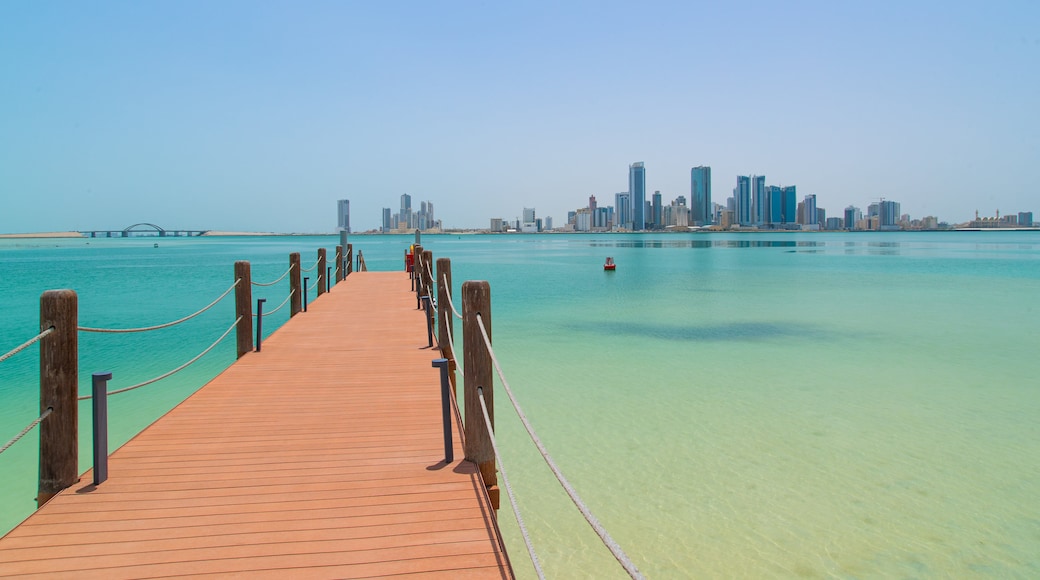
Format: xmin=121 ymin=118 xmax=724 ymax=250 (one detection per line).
xmin=592 ymin=240 xmax=818 ymax=249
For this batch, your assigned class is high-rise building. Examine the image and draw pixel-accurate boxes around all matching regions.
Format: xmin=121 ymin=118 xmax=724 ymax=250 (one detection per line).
xmin=589 ymin=195 xmax=597 ymax=213
xmin=803 ymin=194 xmax=818 ymax=226
xmin=400 ymin=194 xmax=413 ymax=229
xmin=337 ymin=199 xmax=350 ymax=233
xmin=630 ymin=162 xmax=646 ymax=230
xmin=752 ymin=175 xmax=766 ymax=225
xmin=615 ymin=192 xmax=632 ymax=230
xmin=1020 ymin=212 xmax=1034 ymax=227
xmin=381 ymin=208 xmax=391 ymax=232
xmin=782 ymin=186 xmax=797 ymax=225
xmin=845 ymin=206 xmax=862 ymax=230
xmin=691 ymin=166 xmax=712 ymax=225
xmin=879 ymin=200 xmax=901 ymax=230
xmin=735 ymin=176 xmax=752 ymax=226
xmin=768 ymin=185 xmax=797 ymax=225
xmin=544 ymin=216 xmax=553 ymax=231
xmin=522 ymin=208 xmax=537 ymax=232
xmin=652 ymin=191 xmax=662 ymax=229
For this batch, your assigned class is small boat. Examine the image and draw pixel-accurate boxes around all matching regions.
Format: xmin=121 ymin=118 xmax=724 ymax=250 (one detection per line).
xmin=603 ymin=257 xmax=616 ymax=271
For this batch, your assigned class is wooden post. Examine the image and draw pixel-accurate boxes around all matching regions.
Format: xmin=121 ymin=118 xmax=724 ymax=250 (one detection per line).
xmin=234 ymin=261 xmax=253 ymax=358
xmin=317 ymin=248 xmax=327 ymax=296
xmin=346 ymin=244 xmax=353 ymax=275
xmin=463 ymin=281 xmax=498 ymax=509
xmin=289 ymin=252 xmax=302 ymax=317
xmin=335 ymin=245 xmax=343 ymax=283
xmin=38 ymin=290 xmax=78 ymax=506
xmin=436 ymin=258 xmax=453 ymax=360
xmin=413 ymin=244 xmax=424 ymax=308
xmin=437 ymin=258 xmax=457 ymax=393
xmin=422 ymin=249 xmax=434 ymax=332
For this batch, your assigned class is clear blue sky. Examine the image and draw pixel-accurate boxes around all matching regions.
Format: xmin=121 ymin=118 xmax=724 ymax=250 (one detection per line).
xmin=2 ymin=1 xmax=1037 ymax=232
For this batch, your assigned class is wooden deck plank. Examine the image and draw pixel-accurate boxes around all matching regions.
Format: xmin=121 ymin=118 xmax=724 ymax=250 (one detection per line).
xmin=0 ymin=272 xmax=511 ymax=578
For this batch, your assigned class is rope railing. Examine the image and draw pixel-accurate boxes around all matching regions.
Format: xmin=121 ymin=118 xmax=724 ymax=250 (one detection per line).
xmin=475 ymin=313 xmax=645 ymax=579
xmin=476 ymin=386 xmax=545 ymax=579
xmin=444 ymin=310 xmax=464 ymax=375
xmin=300 ymin=258 xmax=320 ymax=273
xmin=79 ymin=279 xmax=240 ymax=334
xmin=0 ymin=327 xmax=54 ymax=365
xmin=257 ymin=289 xmax=295 ymax=317
xmin=251 ymin=264 xmax=294 ymax=287
xmin=442 ymin=274 xmax=463 ymax=320
xmin=307 ymin=275 xmax=322 ymax=292
xmin=78 ymin=316 xmax=242 ymax=401
xmin=0 ymin=408 xmax=52 ymax=456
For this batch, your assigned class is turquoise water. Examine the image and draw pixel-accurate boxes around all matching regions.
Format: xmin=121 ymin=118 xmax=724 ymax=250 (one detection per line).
xmin=2 ymin=232 xmax=1039 ymax=577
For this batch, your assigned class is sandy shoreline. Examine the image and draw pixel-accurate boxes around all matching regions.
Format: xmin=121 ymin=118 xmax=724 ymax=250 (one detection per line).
xmin=0 ymin=231 xmax=85 ymax=238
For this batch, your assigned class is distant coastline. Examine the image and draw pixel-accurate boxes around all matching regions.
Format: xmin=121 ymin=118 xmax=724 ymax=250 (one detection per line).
xmin=2 ymin=227 xmax=1037 ymax=239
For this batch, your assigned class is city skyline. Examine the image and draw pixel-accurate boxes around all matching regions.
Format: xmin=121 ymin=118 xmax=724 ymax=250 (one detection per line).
xmin=2 ymin=2 xmax=1037 ymax=234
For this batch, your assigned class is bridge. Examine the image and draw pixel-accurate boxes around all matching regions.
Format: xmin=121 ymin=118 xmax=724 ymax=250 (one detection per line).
xmin=80 ymin=223 xmax=208 ymax=238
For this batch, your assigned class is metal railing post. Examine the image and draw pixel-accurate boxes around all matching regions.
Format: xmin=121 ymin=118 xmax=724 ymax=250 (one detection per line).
xmin=92 ymin=371 xmax=112 ymax=485
xmin=432 ymin=359 xmax=453 ymax=464
xmin=255 ymin=298 xmax=266 ymax=352
xmin=303 ymin=277 xmax=309 ymax=312
xmin=422 ymin=296 xmax=434 ymax=348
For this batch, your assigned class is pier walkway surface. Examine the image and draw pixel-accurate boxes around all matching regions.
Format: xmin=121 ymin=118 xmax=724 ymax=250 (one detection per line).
xmin=0 ymin=272 xmax=511 ymax=578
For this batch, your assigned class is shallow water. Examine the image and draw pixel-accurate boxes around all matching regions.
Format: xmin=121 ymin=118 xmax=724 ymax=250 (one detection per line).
xmin=2 ymin=232 xmax=1038 ymax=578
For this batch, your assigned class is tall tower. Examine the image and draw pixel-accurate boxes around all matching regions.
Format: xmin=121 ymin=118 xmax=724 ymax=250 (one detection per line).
xmin=735 ymin=176 xmax=751 ymax=226
xmin=803 ymin=194 xmax=818 ymax=226
xmin=629 ymin=162 xmax=646 ymax=231
xmin=400 ymin=194 xmax=412 ymax=229
xmin=752 ymin=175 xmax=766 ymax=225
xmin=652 ymin=191 xmax=662 ymax=229
xmin=337 ymin=199 xmax=350 ymax=233
xmin=615 ymin=192 xmax=632 ymax=230
xmin=690 ymin=166 xmax=712 ymax=225
xmin=781 ymin=185 xmax=797 ymax=224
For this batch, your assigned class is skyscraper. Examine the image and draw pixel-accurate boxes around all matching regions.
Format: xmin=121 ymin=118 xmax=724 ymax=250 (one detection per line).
xmin=735 ymin=176 xmax=752 ymax=226
xmin=381 ymin=207 xmax=392 ymax=232
xmin=752 ymin=175 xmax=766 ymax=225
xmin=879 ymin=200 xmax=901 ymax=230
xmin=845 ymin=205 xmax=862 ymax=230
xmin=768 ymin=185 xmax=797 ymax=225
xmin=400 ymin=194 xmax=412 ymax=229
xmin=652 ymin=190 xmax=662 ymax=229
xmin=802 ymin=194 xmax=818 ymax=227
xmin=337 ymin=199 xmax=350 ymax=233
xmin=629 ymin=162 xmax=646 ymax=231
xmin=782 ymin=186 xmax=797 ymax=225
xmin=615 ymin=192 xmax=632 ymax=230
xmin=690 ymin=166 xmax=712 ymax=225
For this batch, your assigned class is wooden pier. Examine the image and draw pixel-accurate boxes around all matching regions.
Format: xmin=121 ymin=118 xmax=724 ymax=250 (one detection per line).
xmin=0 ymin=271 xmax=511 ymax=578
